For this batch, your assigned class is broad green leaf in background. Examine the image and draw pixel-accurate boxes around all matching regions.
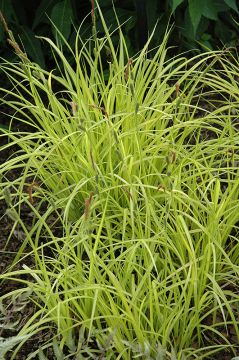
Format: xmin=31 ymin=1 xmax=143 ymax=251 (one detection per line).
xmin=0 ymin=21 xmax=4 ymax=42
xmin=199 ymin=33 xmax=213 ymax=50
xmin=0 ymin=123 xmax=10 ymax=130
xmin=0 ymin=0 xmax=15 ymax=22
xmin=202 ymin=0 xmax=229 ymax=18
xmin=124 ymin=16 xmax=136 ymax=34
xmin=95 ymin=7 xmax=134 ymax=34
xmin=51 ymin=0 xmax=73 ymax=41
xmin=223 ymin=0 xmax=239 ymax=13
xmin=181 ymin=7 xmax=194 ymax=41
xmin=32 ymin=0 xmax=58 ymax=29
xmin=98 ymin=0 xmax=112 ymax=6
xmin=202 ymin=2 xmax=220 ymax=20
xmin=18 ymin=26 xmax=45 ymax=68
xmin=188 ymin=0 xmax=204 ymax=34
xmin=172 ymin=0 xmax=185 ymax=13
xmin=0 ymin=0 xmax=15 ymax=41
xmin=146 ymin=0 xmax=158 ymax=32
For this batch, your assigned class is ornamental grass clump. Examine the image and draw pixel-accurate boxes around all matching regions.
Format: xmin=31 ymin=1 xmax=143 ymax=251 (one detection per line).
xmin=0 ymin=8 xmax=239 ymax=360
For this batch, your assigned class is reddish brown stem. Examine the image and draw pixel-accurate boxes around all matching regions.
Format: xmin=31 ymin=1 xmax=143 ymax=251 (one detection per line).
xmin=27 ymin=181 xmax=39 ymax=205
xmin=84 ymin=191 xmax=94 ymax=219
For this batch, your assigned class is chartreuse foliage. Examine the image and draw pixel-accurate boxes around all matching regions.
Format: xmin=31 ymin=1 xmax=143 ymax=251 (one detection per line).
xmin=0 ymin=6 xmax=239 ymax=360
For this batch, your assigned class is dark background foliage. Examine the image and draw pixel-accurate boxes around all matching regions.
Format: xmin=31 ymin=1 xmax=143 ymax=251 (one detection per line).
xmin=0 ymin=0 xmax=239 ymax=68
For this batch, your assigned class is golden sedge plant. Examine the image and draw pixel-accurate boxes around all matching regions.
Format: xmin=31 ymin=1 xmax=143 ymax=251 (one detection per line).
xmin=0 ymin=6 xmax=239 ymax=360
